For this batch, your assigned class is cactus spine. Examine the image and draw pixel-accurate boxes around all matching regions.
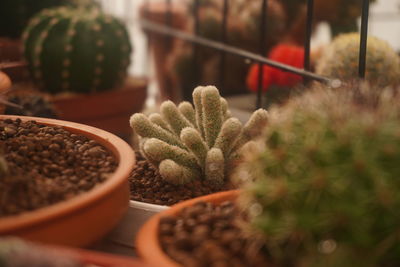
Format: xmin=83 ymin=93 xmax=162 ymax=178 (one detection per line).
xmin=130 ymin=86 xmax=268 ymax=187
xmin=22 ymin=4 xmax=131 ymax=94
xmin=237 ymin=84 xmax=400 ymax=266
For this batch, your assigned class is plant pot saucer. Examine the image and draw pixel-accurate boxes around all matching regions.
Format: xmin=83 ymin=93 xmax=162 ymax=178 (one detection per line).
xmin=106 ymin=200 xmax=169 ymax=249
xmin=0 ymin=115 xmax=135 ymax=247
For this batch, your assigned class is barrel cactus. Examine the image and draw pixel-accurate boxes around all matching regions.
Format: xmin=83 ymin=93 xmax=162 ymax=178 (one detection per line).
xmin=236 ymin=83 xmax=400 ymax=266
xmin=316 ymin=33 xmax=400 ymax=87
xmin=130 ymin=85 xmax=268 ymax=188
xmin=22 ymin=4 xmax=132 ymax=94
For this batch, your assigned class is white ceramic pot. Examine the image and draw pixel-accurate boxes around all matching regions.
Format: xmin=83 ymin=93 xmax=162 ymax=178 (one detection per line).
xmin=105 ymin=200 xmax=169 ymax=249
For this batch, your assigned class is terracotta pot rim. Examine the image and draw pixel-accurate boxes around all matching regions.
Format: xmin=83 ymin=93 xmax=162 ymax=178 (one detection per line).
xmin=135 ymin=190 xmax=240 ymax=267
xmin=0 ymin=115 xmax=135 ymax=233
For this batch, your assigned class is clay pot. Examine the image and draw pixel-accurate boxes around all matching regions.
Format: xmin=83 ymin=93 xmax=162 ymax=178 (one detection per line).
xmin=135 ymin=190 xmax=240 ymax=267
xmin=0 ymin=38 xmax=30 ymax=82
xmin=48 ymin=244 xmax=150 ymax=267
xmin=51 ymin=76 xmax=147 ymax=140
xmin=0 ymin=115 xmax=135 ymax=247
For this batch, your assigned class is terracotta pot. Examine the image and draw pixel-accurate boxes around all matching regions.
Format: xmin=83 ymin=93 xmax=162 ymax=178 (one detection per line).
xmin=0 ymin=115 xmax=135 ymax=247
xmin=0 ymin=38 xmax=30 ymax=82
xmin=136 ymin=190 xmax=240 ymax=267
xmin=47 ymin=244 xmax=150 ymax=267
xmin=52 ymin=76 xmax=147 ymax=140
xmin=107 ymin=200 xmax=168 ymax=248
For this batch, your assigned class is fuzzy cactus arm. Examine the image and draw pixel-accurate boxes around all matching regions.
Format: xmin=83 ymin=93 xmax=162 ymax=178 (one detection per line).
xmin=130 ymin=113 xmax=185 ymax=148
xmin=193 ymin=86 xmax=205 ymax=138
xmin=205 ymin=148 xmax=225 ymax=187
xmin=138 ymin=137 xmax=159 ymax=166
xmin=160 ymin=100 xmax=194 ymax=136
xmin=214 ymin=118 xmax=243 ymax=157
xmin=202 ymin=86 xmax=223 ymax=148
xmin=234 ymin=109 xmax=269 ymax=150
xmin=220 ymin=97 xmax=231 ymax=121
xmin=180 ymin=127 xmax=209 ymax=169
xmin=159 ymin=159 xmax=200 ymax=185
xmin=178 ymin=101 xmax=197 ymax=128
xmin=143 ymin=138 xmax=200 ymax=170
xmin=149 ymin=113 xmax=171 ymax=133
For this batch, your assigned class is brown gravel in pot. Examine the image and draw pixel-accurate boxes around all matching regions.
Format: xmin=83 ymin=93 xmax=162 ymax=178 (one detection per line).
xmin=159 ymin=201 xmax=270 ymax=267
xmin=0 ymin=118 xmax=117 ymax=217
xmin=129 ymin=152 xmax=234 ymax=206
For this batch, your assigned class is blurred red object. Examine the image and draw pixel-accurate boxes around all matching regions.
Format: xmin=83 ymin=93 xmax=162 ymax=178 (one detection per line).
xmin=247 ymin=44 xmax=304 ymax=92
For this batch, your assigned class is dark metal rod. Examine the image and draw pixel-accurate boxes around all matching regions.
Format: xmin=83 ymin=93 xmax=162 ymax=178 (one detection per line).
xmin=140 ymin=19 xmax=332 ymax=84
xmin=304 ymin=0 xmax=314 ymax=73
xmin=359 ymin=0 xmax=370 ymax=79
xmin=256 ymin=0 xmax=268 ymax=109
xmin=219 ymin=0 xmax=229 ymax=90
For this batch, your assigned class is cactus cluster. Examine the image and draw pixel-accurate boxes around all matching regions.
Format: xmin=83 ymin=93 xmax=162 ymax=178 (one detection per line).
xmin=316 ymin=33 xmax=400 ymax=87
xmin=22 ymin=4 xmax=132 ymax=94
xmin=130 ymin=86 xmax=268 ymax=187
xmin=236 ymin=83 xmax=400 ymax=266
xmin=168 ymin=0 xmax=287 ymax=100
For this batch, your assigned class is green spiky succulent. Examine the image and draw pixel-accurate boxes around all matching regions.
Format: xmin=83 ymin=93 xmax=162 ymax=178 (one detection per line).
xmin=22 ymin=4 xmax=131 ymax=94
xmin=130 ymin=86 xmax=268 ymax=187
xmin=316 ymin=33 xmax=400 ymax=87
xmin=236 ymin=83 xmax=400 ymax=266
xmin=280 ymin=0 xmax=377 ymax=37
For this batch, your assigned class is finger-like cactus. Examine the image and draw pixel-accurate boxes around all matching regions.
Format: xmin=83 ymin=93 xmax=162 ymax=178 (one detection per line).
xmin=22 ymin=4 xmax=131 ymax=94
xmin=130 ymin=85 xmax=268 ymax=187
xmin=236 ymin=83 xmax=400 ymax=266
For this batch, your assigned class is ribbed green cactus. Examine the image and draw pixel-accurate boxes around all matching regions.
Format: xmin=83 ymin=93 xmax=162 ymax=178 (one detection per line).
xmin=130 ymin=86 xmax=268 ymax=187
xmin=22 ymin=4 xmax=131 ymax=94
xmin=237 ymin=84 xmax=400 ymax=266
xmin=316 ymin=33 xmax=400 ymax=87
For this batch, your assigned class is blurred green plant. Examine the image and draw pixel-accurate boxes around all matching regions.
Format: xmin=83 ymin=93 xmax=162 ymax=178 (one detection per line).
xmin=236 ymin=83 xmax=400 ymax=267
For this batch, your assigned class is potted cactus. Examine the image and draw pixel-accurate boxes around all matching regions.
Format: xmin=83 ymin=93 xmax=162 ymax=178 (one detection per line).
xmin=165 ymin=0 xmax=287 ymax=101
xmin=20 ymin=3 xmax=147 ymax=139
xmin=316 ymin=33 xmax=400 ymax=87
xmin=140 ymin=0 xmax=287 ymax=102
xmin=107 ymin=85 xmax=268 ymax=247
xmin=136 ymin=83 xmax=400 ymax=266
xmin=0 ymin=0 xmax=71 ymax=82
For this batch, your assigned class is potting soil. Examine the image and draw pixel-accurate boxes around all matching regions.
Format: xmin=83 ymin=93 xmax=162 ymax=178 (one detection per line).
xmin=129 ymin=152 xmax=233 ymax=206
xmin=0 ymin=118 xmax=117 ymax=217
